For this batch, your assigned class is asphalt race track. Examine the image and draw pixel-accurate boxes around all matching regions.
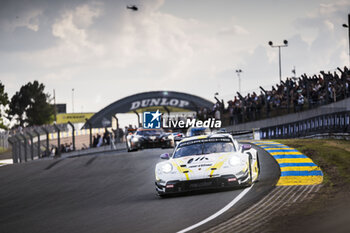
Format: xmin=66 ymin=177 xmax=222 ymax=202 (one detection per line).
xmin=0 ymin=144 xmax=280 ymax=233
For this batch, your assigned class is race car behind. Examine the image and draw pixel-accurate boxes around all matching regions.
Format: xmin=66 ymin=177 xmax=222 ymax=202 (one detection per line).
xmin=126 ymin=128 xmax=174 ymax=152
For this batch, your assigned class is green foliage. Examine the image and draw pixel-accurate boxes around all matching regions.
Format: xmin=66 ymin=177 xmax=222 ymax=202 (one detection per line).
xmin=0 ymin=147 xmax=9 ymax=154
xmin=0 ymin=82 xmax=8 ymax=106
xmin=0 ymin=81 xmax=9 ymax=129
xmin=8 ymin=81 xmax=54 ymax=127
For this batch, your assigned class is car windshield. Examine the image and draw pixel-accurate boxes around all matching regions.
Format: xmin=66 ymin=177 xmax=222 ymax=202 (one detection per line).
xmin=136 ymin=130 xmax=163 ymax=136
xmin=173 ymin=138 xmax=236 ymax=158
xmin=188 ymin=127 xmax=209 ymax=136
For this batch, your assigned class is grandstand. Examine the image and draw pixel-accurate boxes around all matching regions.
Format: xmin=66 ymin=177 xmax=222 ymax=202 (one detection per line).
xmin=214 ymin=66 xmax=350 ymax=126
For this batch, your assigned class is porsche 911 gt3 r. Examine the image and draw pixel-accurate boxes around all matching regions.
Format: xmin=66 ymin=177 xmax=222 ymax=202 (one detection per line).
xmin=155 ymin=134 xmax=260 ymax=196
xmin=126 ymin=128 xmax=174 ymax=152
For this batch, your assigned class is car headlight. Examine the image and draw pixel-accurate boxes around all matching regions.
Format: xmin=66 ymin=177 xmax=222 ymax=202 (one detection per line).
xmin=162 ymin=163 xmax=173 ymax=173
xmin=229 ymin=157 xmax=241 ymax=166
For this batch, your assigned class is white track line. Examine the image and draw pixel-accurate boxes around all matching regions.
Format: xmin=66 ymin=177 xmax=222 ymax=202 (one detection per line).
xmin=209 ymin=187 xmax=285 ymax=233
xmin=225 ymin=186 xmax=285 ymax=222
xmin=233 ymin=186 xmax=294 ymax=226
xmin=245 ymin=185 xmax=318 ymax=233
xmin=234 ymin=186 xmax=296 ymax=233
xmin=177 ymin=185 xmax=254 ymax=233
xmin=243 ymin=186 xmax=307 ymax=233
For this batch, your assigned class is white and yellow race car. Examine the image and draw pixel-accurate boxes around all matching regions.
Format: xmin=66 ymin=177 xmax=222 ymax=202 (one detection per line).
xmin=155 ymin=134 xmax=259 ymax=196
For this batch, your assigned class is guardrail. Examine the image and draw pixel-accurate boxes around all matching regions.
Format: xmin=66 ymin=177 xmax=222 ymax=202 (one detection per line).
xmin=259 ymin=111 xmax=350 ymax=139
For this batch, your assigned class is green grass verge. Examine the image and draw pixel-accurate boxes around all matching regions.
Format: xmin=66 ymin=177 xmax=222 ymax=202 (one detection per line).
xmin=0 ymin=147 xmax=7 ymax=154
xmin=274 ymin=139 xmax=350 ymax=187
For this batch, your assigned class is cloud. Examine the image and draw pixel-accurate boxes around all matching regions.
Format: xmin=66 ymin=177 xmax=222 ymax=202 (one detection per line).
xmin=292 ymin=0 xmax=350 ymax=72
xmin=218 ymin=25 xmax=249 ymax=36
xmin=1 ymin=0 xmax=349 ymax=114
xmin=72 ymin=2 xmax=102 ymax=28
xmin=0 ymin=2 xmax=43 ymax=32
xmin=51 ymin=3 xmax=103 ymax=52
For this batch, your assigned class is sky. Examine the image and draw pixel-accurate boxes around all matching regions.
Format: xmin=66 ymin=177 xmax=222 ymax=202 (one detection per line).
xmin=0 ymin=0 xmax=350 ymax=119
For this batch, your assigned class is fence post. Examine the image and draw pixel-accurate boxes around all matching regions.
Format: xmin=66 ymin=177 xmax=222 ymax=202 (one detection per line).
xmin=15 ymin=135 xmax=22 ymax=163
xmin=8 ymin=137 xmax=18 ymax=164
xmin=41 ymin=127 xmax=50 ymax=157
xmin=85 ymin=119 xmax=93 ymax=148
xmin=67 ymin=121 xmax=75 ymax=151
xmin=112 ymin=115 xmax=119 ymax=143
xmin=53 ymin=124 xmax=61 ymax=157
xmin=133 ymin=110 xmax=141 ymax=127
xmin=33 ymin=129 xmax=41 ymax=158
xmin=27 ymin=132 xmax=34 ymax=160
xmin=20 ymin=134 xmax=27 ymax=162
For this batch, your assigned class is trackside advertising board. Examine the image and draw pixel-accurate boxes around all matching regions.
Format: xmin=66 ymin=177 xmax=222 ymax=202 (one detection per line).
xmin=56 ymin=113 xmax=94 ymax=124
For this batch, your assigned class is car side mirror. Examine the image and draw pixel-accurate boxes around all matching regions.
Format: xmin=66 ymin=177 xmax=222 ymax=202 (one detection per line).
xmin=241 ymin=144 xmax=252 ymax=152
xmin=160 ymin=153 xmax=170 ymax=159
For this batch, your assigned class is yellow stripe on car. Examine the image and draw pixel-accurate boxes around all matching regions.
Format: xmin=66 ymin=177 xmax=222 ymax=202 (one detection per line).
xmin=171 ymin=161 xmax=192 ymax=180
xmin=207 ymin=155 xmax=230 ymax=177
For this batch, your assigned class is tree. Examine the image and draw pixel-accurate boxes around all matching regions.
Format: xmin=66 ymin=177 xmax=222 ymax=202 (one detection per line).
xmin=0 ymin=81 xmax=9 ymax=129
xmin=8 ymin=81 xmax=54 ymax=127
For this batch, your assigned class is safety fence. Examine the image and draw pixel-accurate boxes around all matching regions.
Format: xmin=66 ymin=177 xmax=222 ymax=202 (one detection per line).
xmin=48 ymin=127 xmax=113 ymax=139
xmin=0 ymin=131 xmax=9 ymax=149
xmin=7 ymin=122 xmax=124 ymax=164
xmin=259 ymin=111 xmax=350 ymax=139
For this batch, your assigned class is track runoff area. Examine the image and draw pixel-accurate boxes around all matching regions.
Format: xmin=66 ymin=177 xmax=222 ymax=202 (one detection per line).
xmin=0 ymin=141 xmax=323 ymax=233
xmin=179 ymin=141 xmax=323 ymax=233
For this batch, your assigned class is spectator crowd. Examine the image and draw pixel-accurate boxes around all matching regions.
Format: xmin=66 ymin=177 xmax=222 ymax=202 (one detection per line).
xmin=92 ymin=129 xmax=112 ymax=147
xmin=197 ymin=66 xmax=350 ymax=126
xmin=224 ymin=66 xmax=350 ymax=125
